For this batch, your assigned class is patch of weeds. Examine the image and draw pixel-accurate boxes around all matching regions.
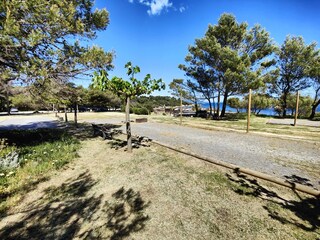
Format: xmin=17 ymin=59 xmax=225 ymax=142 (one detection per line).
xmin=247 ymin=217 xmax=266 ymax=234
xmin=200 ymin=171 xmax=233 ymax=193
xmin=0 ymin=129 xmax=80 ymax=215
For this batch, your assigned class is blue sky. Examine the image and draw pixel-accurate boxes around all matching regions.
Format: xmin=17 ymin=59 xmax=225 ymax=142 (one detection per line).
xmin=82 ymin=0 xmax=320 ymax=96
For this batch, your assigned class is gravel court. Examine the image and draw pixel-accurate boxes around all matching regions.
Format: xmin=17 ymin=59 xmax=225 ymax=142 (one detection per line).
xmin=2 ymin=115 xmax=319 ymax=189
xmin=82 ymin=118 xmax=320 ymax=189
xmin=122 ymin=121 xmax=320 ymax=190
xmin=0 ymin=115 xmax=63 ymax=130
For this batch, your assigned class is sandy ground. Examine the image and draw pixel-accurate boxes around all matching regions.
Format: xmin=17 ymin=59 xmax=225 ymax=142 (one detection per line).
xmin=1 ymin=138 xmax=318 ymax=239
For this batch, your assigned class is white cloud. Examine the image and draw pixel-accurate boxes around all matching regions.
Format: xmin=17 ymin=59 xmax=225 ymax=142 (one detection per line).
xmin=130 ymin=0 xmax=173 ymax=16
xmin=179 ymin=6 xmax=186 ymax=13
xmin=147 ymin=0 xmax=173 ymax=15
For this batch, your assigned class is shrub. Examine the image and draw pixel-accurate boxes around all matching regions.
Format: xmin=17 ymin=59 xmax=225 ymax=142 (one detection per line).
xmin=133 ymin=107 xmax=149 ymax=115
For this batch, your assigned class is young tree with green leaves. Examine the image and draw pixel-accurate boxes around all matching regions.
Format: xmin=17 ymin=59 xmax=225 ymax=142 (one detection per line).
xmin=93 ymin=62 xmax=165 ymax=152
xmin=272 ymin=36 xmax=318 ymax=117
xmin=180 ymin=13 xmax=275 ymax=117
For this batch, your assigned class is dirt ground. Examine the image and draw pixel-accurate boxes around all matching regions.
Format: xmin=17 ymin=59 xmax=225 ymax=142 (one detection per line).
xmin=0 ymin=136 xmax=319 ymax=240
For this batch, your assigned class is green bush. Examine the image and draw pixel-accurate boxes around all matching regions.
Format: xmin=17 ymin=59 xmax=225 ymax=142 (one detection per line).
xmin=225 ymin=112 xmax=247 ymax=120
xmin=120 ymin=105 xmax=133 ymax=113
xmin=133 ymin=107 xmax=149 ymax=115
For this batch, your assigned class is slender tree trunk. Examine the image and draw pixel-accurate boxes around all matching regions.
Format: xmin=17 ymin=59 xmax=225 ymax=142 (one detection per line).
xmin=207 ymin=98 xmax=213 ymax=117
xmin=220 ymin=91 xmax=229 ymax=117
xmin=179 ymin=93 xmax=182 ymax=125
xmin=309 ymin=99 xmax=320 ymax=119
xmin=125 ymin=97 xmax=132 ymax=153
xmin=194 ymin=101 xmax=198 ymax=112
xmin=293 ymin=91 xmax=299 ymax=126
xmin=74 ymin=103 xmax=78 ymax=128
xmin=6 ymin=91 xmax=10 ymax=115
xmin=64 ymin=106 xmax=68 ymax=122
xmin=217 ymin=89 xmax=221 ymax=117
xmin=282 ymin=92 xmax=288 ymax=117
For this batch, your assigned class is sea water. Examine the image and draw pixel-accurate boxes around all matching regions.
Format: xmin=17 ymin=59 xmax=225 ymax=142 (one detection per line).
xmin=200 ymin=103 xmax=319 ymax=116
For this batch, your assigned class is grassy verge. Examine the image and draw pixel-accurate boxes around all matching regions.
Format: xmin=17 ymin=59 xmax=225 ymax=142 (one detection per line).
xmin=149 ymin=114 xmax=320 ymax=141
xmin=133 ymin=146 xmax=320 ymax=240
xmin=0 ymin=128 xmax=80 ymax=214
xmin=0 ymin=130 xmax=318 ymax=239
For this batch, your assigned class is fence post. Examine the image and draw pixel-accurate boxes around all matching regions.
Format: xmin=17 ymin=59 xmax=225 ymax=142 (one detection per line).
xmin=247 ymin=89 xmax=252 ymax=133
xmin=294 ymin=91 xmax=300 ymax=126
xmin=180 ymin=92 xmax=182 ymax=125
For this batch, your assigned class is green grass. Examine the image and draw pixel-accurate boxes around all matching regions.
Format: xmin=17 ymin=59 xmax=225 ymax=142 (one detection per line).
xmin=0 ymin=128 xmax=80 ymax=214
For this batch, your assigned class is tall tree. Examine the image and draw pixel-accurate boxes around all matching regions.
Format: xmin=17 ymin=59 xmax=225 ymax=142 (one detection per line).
xmin=180 ymin=13 xmax=275 ymax=117
xmin=308 ymin=55 xmax=320 ymax=119
xmin=179 ymin=57 xmax=217 ymax=116
xmin=272 ymin=36 xmax=317 ymax=117
xmin=93 ymin=62 xmax=165 ymax=152
xmin=84 ymin=88 xmax=121 ymax=111
xmin=169 ymin=79 xmax=187 ymax=124
xmin=0 ymin=0 xmax=113 ymax=97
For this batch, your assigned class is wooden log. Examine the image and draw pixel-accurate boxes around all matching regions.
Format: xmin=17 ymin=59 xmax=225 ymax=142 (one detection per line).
xmin=136 ymin=118 xmax=148 ymax=123
xmin=153 ymin=140 xmax=320 ymax=197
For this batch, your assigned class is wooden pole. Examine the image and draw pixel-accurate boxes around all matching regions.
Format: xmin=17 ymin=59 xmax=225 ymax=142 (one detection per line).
xmin=247 ymin=89 xmax=252 ymax=133
xmin=294 ymin=91 xmax=300 ymax=127
xmin=74 ymin=103 xmax=78 ymax=128
xmin=126 ymin=97 xmax=132 ymax=153
xmin=180 ymin=92 xmax=182 ymax=125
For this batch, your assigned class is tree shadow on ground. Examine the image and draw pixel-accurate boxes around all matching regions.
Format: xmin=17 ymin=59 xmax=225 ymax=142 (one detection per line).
xmin=226 ymin=170 xmax=320 ymax=232
xmin=284 ymin=174 xmax=315 ymax=188
xmin=109 ymin=136 xmax=151 ymax=151
xmin=0 ymin=128 xmax=73 ymax=147
xmin=0 ymin=123 xmax=123 ymax=146
xmin=0 ymin=172 xmax=150 ymax=240
xmin=70 ymin=123 xmax=123 ymax=141
xmin=80 ymin=187 xmax=150 ymax=239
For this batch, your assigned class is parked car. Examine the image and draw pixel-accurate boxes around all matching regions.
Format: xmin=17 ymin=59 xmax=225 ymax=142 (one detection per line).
xmin=10 ymin=108 xmax=19 ymax=113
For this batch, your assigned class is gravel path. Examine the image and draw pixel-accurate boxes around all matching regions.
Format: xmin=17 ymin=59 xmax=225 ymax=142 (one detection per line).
xmin=2 ymin=115 xmax=319 ymax=190
xmin=0 ymin=115 xmax=63 ymax=130
xmin=267 ymin=118 xmax=320 ymax=127
xmin=87 ymin=119 xmax=320 ymax=190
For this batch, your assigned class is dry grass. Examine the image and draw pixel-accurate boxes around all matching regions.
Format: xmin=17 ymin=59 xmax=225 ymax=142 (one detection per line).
xmin=1 ymin=135 xmax=318 ymax=239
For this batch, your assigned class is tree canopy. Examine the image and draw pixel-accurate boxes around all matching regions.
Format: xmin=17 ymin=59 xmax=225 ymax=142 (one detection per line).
xmin=0 ymin=0 xmax=113 ymax=93
xmin=180 ymin=13 xmax=275 ymax=117
xmin=271 ymin=36 xmax=318 ymax=116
